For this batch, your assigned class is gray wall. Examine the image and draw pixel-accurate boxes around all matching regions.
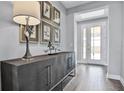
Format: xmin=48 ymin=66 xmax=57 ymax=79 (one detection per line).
xmin=0 ymin=1 xmax=67 ymax=60
xmin=66 ymin=14 xmax=74 ymax=51
xmin=107 ymin=2 xmax=122 ymax=77
xmin=121 ymin=2 xmax=124 ymax=80
xmin=0 ymin=1 xmax=67 ymax=90
xmin=66 ymin=1 xmax=123 ymax=79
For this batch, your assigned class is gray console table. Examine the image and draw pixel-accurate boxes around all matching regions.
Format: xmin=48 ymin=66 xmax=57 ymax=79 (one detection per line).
xmin=1 ymin=52 xmax=76 ymax=91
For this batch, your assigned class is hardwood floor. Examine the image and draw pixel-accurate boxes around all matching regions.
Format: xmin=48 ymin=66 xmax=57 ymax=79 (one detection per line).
xmin=64 ymin=64 xmax=124 ymax=91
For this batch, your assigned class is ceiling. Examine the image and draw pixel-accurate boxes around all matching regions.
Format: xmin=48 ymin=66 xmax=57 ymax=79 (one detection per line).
xmin=60 ymin=1 xmax=91 ymax=9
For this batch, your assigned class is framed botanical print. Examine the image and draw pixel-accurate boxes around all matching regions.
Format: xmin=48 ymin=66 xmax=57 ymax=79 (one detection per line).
xmin=52 ymin=27 xmax=60 ymax=43
xmin=41 ymin=21 xmax=51 ymax=43
xmin=53 ymin=7 xmax=60 ymax=25
xmin=42 ymin=1 xmax=52 ymax=20
xmin=19 ymin=25 xmax=39 ymax=43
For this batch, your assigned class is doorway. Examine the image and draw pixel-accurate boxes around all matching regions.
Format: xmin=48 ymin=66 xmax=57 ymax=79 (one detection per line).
xmin=77 ymin=20 xmax=108 ymax=65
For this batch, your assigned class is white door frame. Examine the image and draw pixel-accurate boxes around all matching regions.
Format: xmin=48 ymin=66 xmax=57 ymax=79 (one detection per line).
xmin=77 ymin=19 xmax=108 ymax=65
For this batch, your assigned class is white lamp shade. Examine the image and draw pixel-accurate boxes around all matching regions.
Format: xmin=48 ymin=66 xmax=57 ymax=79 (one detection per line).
xmin=13 ymin=1 xmax=40 ymax=26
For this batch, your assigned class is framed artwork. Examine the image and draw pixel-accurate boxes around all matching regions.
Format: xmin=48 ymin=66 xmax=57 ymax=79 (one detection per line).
xmin=52 ymin=27 xmax=60 ymax=43
xmin=53 ymin=7 xmax=60 ymax=25
xmin=19 ymin=25 xmax=39 ymax=43
xmin=41 ymin=21 xmax=51 ymax=43
xmin=42 ymin=1 xmax=52 ymax=20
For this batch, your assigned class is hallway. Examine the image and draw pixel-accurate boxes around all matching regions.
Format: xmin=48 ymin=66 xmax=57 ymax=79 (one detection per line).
xmin=64 ymin=64 xmax=124 ymax=91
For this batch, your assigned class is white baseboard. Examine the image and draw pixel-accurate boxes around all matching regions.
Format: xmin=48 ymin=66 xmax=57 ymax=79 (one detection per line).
xmin=106 ymin=73 xmax=120 ymax=80
xmin=106 ymin=73 xmax=124 ymax=87
xmin=120 ymin=77 xmax=124 ymax=87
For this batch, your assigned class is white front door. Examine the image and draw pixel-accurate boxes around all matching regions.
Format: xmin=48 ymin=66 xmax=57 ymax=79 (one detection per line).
xmin=79 ymin=20 xmax=107 ymax=65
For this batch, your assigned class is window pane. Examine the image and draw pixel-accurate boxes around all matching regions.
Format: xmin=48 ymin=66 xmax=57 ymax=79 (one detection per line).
xmin=91 ymin=26 xmax=101 ymax=60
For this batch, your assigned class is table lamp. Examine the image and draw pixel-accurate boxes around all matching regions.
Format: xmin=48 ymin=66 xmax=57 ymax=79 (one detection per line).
xmin=13 ymin=1 xmax=40 ymax=59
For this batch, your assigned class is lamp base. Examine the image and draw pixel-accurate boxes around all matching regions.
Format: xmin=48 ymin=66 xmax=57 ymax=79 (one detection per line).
xmin=23 ymin=51 xmax=32 ymax=59
xmin=23 ymin=29 xmax=32 ymax=59
xmin=21 ymin=57 xmax=34 ymax=62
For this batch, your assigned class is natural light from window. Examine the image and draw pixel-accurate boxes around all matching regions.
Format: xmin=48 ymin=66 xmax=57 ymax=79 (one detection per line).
xmin=91 ymin=26 xmax=101 ymax=60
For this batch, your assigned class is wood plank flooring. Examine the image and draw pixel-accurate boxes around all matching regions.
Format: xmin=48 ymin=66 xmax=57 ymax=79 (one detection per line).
xmin=64 ymin=64 xmax=124 ymax=91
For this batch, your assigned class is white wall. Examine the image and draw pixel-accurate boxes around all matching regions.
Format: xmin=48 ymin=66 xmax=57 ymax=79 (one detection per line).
xmin=0 ymin=1 xmax=67 ymax=90
xmin=66 ymin=1 xmax=123 ymax=79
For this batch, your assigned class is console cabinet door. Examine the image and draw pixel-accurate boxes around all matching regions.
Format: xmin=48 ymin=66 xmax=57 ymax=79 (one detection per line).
xmin=65 ymin=53 xmax=75 ymax=74
xmin=50 ymin=59 xmax=57 ymax=88
xmin=53 ymin=55 xmax=64 ymax=84
xmin=72 ymin=53 xmax=75 ymax=69
xmin=18 ymin=59 xmax=54 ymax=91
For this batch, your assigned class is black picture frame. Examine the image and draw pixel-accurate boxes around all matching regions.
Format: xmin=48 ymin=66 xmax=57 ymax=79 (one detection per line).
xmin=42 ymin=1 xmax=52 ymax=20
xmin=41 ymin=21 xmax=52 ymax=43
xmin=53 ymin=7 xmax=60 ymax=25
xmin=19 ymin=25 xmax=39 ymax=43
xmin=52 ymin=26 xmax=60 ymax=43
